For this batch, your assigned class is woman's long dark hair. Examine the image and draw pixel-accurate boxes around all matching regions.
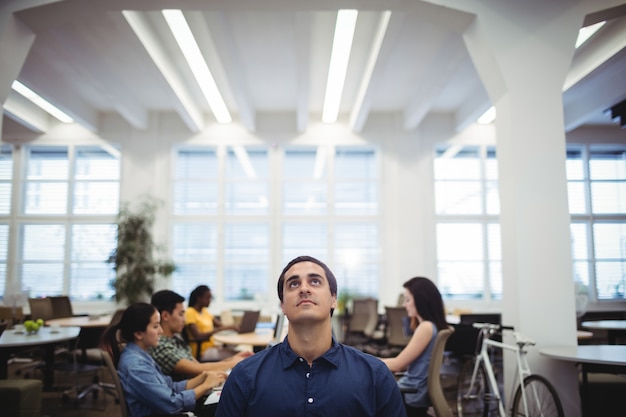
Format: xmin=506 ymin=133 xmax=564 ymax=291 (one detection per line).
xmin=188 ymin=285 xmax=210 ymax=309
xmin=403 ymin=277 xmax=448 ymax=332
xmin=100 ymin=302 xmax=156 ymax=366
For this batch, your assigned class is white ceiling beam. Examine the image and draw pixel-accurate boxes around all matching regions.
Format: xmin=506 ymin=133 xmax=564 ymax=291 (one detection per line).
xmin=123 ymin=10 xmax=204 ymax=132
xmin=453 ymin=85 xmax=490 ymax=132
xmin=3 ymin=91 xmax=49 ymax=133
xmin=404 ymin=35 xmax=468 ymax=130
xmin=197 ymin=11 xmax=255 ymax=131
xmin=349 ymin=11 xmax=392 ymax=132
xmin=295 ymin=12 xmax=312 ymax=132
xmin=46 ymin=21 xmax=149 ymax=130
xmin=564 ymin=17 xmax=626 ymax=91
xmin=564 ymin=47 xmax=626 ymax=131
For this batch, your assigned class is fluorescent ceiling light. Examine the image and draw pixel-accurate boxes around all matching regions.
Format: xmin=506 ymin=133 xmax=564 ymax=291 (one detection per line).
xmin=162 ymin=9 xmax=231 ymax=123
xmin=477 ymin=106 xmax=496 ymax=124
xmin=575 ymin=21 xmax=605 ymax=49
xmin=322 ymin=9 xmax=358 ymax=123
xmin=11 ymin=80 xmax=73 ymax=123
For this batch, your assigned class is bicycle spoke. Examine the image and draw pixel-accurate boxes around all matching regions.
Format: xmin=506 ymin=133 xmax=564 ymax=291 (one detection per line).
xmin=511 ymin=375 xmax=564 ymax=417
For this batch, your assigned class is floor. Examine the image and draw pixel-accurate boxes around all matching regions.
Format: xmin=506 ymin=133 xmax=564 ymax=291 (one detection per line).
xmin=8 ymin=357 xmax=121 ymax=417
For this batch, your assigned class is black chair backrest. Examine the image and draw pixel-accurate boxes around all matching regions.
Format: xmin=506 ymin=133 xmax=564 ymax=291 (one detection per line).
xmin=49 ymin=296 xmax=74 ymax=318
xmin=28 ymin=297 xmax=54 ymax=321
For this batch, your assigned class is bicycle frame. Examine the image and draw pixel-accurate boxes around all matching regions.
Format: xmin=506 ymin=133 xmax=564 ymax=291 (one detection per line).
xmin=466 ymin=327 xmax=534 ymax=417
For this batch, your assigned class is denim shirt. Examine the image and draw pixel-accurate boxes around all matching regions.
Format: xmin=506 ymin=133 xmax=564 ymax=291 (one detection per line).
xmin=118 ymin=342 xmax=196 ymax=417
xmin=397 ymin=323 xmax=437 ymax=408
xmin=215 ymin=336 xmax=406 ymax=417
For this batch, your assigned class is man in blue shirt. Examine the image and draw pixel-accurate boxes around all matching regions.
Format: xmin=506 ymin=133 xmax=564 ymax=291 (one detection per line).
xmin=215 ymin=255 xmax=406 ymax=417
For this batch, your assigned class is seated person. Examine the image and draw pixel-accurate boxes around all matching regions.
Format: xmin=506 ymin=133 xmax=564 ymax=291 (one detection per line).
xmin=101 ymin=302 xmax=226 ymax=417
xmin=185 ymin=285 xmax=239 ymax=361
xmin=379 ymin=277 xmax=449 ymax=417
xmin=150 ymin=290 xmax=252 ymax=379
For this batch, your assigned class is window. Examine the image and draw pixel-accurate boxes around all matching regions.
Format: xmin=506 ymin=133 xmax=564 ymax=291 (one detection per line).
xmin=172 ymin=144 xmax=381 ymax=301
xmin=283 ymin=146 xmax=380 ymax=297
xmin=434 ymin=145 xmax=501 ymax=300
xmin=0 ymin=146 xmax=12 ymax=295
xmin=1 ymin=145 xmax=120 ymax=300
xmin=172 ymin=146 xmax=272 ymax=300
xmin=568 ymin=145 xmax=626 ymax=300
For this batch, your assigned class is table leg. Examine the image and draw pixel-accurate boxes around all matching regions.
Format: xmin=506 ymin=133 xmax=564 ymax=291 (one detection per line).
xmin=581 ymin=364 xmax=590 ymax=417
xmin=0 ymin=348 xmax=9 ymax=379
xmin=41 ymin=345 xmax=56 ymax=390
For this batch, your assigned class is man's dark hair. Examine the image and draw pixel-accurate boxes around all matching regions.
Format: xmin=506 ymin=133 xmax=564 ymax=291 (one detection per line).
xmin=277 ymin=256 xmax=338 ymax=316
xmin=151 ymin=290 xmax=185 ymax=314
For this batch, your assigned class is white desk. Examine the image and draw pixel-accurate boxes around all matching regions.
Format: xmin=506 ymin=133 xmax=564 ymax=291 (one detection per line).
xmin=540 ymin=345 xmax=626 ymax=416
xmin=581 ymin=320 xmax=626 ymax=344
xmin=0 ymin=326 xmax=81 ymax=388
xmin=47 ymin=314 xmax=113 ymax=328
xmin=213 ymin=328 xmax=273 ymax=352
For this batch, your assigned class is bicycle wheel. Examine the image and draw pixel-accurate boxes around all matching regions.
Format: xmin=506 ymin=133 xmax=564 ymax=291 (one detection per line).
xmin=511 ymin=374 xmax=564 ymax=417
xmin=457 ymin=358 xmax=489 ymax=417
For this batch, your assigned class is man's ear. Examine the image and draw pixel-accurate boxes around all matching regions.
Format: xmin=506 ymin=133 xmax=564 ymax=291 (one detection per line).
xmin=161 ymin=310 xmax=170 ymax=322
xmin=330 ymin=294 xmax=337 ymax=309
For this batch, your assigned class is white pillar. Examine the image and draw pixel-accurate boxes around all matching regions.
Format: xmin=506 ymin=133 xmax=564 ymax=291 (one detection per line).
xmin=452 ymin=1 xmax=599 ymax=416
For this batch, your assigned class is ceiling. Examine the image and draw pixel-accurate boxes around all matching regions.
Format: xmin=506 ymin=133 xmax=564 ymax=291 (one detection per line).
xmin=2 ymin=0 xmax=626 ymax=137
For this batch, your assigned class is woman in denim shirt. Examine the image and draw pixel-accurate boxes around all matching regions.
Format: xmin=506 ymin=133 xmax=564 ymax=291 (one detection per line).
xmin=380 ymin=277 xmax=449 ymax=417
xmin=101 ymin=303 xmax=226 ymax=417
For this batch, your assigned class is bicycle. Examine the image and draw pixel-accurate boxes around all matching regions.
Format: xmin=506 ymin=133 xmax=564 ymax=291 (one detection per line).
xmin=456 ymin=323 xmax=564 ymax=417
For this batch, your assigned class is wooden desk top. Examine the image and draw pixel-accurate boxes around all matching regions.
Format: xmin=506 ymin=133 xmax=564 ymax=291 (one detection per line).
xmin=540 ymin=345 xmax=626 ymax=367
xmin=0 ymin=326 xmax=81 ymax=348
xmin=212 ymin=328 xmax=273 ymax=347
xmin=46 ymin=314 xmax=113 ymax=328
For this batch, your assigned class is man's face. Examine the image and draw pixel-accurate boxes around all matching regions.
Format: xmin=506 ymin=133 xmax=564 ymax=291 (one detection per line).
xmin=162 ymin=302 xmax=186 ymax=334
xmin=280 ymin=261 xmax=337 ymax=323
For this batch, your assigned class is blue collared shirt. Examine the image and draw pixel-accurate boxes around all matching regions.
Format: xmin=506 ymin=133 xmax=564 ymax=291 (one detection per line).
xmin=215 ymin=337 xmax=406 ymax=417
xmin=118 ymin=342 xmax=197 ymax=417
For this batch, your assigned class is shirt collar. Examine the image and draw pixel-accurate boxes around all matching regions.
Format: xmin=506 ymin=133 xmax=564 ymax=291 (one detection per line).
xmin=278 ymin=335 xmax=341 ymax=369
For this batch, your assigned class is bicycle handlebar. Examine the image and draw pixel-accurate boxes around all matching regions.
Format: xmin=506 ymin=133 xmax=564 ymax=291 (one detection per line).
xmin=472 ymin=322 xmax=514 ymax=331
xmin=472 ymin=322 xmax=536 ymax=346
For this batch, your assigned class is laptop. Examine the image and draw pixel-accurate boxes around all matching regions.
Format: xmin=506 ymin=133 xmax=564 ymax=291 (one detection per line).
xmin=268 ymin=313 xmax=287 ymax=347
xmin=237 ymin=310 xmax=261 ymax=333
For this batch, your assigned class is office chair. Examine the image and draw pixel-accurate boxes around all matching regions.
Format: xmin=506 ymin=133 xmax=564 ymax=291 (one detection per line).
xmin=27 ymin=298 xmax=54 ymax=321
xmin=101 ymin=350 xmax=128 ymax=417
xmin=49 ymin=295 xmax=86 ymax=319
xmin=101 ymin=349 xmax=196 ymax=417
xmin=56 ymin=332 xmax=104 ymax=408
xmin=400 ymin=327 xmax=455 ymax=417
xmin=345 ymin=297 xmax=380 ymax=345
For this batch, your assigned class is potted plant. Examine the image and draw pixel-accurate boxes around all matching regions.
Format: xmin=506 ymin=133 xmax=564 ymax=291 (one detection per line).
xmin=108 ymin=196 xmax=175 ymax=305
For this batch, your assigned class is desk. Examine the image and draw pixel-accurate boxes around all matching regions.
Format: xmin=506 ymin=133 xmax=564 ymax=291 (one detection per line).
xmin=581 ymin=320 xmax=626 ymax=344
xmin=212 ymin=328 xmax=273 ymax=352
xmin=0 ymin=326 xmax=80 ymax=389
xmin=46 ymin=314 xmax=113 ymax=328
xmin=540 ymin=345 xmax=626 ymax=417
xmin=47 ymin=314 xmax=112 ymax=363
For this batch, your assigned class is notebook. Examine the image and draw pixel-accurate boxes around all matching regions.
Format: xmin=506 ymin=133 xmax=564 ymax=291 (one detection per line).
xmin=237 ymin=310 xmax=261 ymax=333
